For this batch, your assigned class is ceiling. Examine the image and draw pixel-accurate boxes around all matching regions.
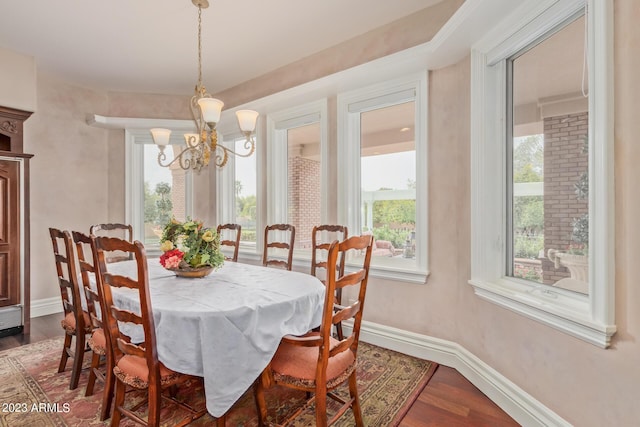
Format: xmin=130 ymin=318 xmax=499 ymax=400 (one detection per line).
xmin=0 ymin=0 xmax=442 ymax=96
xmin=514 ymin=15 xmax=585 ymax=107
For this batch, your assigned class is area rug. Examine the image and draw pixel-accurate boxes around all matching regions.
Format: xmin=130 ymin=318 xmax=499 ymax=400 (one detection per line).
xmin=0 ymin=337 xmax=437 ymax=426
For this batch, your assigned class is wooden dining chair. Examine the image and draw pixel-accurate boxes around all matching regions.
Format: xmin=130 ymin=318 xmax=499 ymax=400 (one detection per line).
xmin=72 ymin=231 xmax=115 ymax=420
xmin=217 ymin=223 xmax=242 ymax=262
xmin=92 ymin=236 xmax=206 ymax=427
xmin=89 ymin=223 xmax=134 ymax=263
xmin=262 ymin=224 xmax=295 ymax=271
xmin=311 ymin=225 xmax=349 ymax=339
xmin=49 ymin=227 xmax=92 ymax=390
xmin=255 ymin=234 xmax=374 ymax=427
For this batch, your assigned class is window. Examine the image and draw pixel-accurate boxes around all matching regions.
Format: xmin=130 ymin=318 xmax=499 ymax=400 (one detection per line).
xmin=508 ymin=15 xmax=590 ymax=294
xmin=287 ymin=123 xmax=322 ymax=252
xmin=126 ymin=129 xmax=193 ymax=250
xmin=267 ymin=100 xmax=328 ymax=261
xmin=217 ymin=134 xmax=258 ymax=250
xmin=338 ymin=76 xmax=428 ymax=283
xmin=470 ymin=0 xmax=615 ymax=347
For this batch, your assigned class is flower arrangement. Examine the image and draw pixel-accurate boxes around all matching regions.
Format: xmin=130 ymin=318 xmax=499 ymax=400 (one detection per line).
xmin=159 ymin=218 xmax=224 ymax=272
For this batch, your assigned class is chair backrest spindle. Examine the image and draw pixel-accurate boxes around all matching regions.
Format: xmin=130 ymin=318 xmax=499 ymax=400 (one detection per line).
xmin=89 ymin=223 xmax=134 ymax=263
xmin=217 ymin=223 xmax=242 ymax=262
xmin=263 ymin=224 xmax=295 ymax=271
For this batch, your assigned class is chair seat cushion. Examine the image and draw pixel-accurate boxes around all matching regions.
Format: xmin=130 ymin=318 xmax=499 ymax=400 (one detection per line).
xmin=113 ymin=355 xmax=181 ymax=389
xmin=60 ymin=312 xmax=92 ymax=334
xmin=271 ymin=335 xmax=356 ymax=390
xmin=88 ymin=328 xmax=106 ymax=355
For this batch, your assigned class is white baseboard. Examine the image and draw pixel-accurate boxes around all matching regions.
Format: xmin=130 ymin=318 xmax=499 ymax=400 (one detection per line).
xmin=345 ymin=320 xmax=571 ymax=427
xmin=30 ymin=297 xmax=63 ymax=318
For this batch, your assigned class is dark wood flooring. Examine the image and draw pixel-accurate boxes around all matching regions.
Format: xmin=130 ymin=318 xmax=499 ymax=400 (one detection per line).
xmin=0 ymin=313 xmax=519 ymax=426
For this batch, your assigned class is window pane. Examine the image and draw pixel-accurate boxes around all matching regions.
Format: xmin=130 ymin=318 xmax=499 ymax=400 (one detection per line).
xmin=360 ymin=101 xmax=416 ymax=268
xmin=143 ymin=144 xmax=188 ymax=247
xmin=287 ymin=123 xmax=321 ymax=254
xmin=510 ymin=15 xmax=589 ymax=294
xmin=233 ymin=137 xmax=258 ymax=245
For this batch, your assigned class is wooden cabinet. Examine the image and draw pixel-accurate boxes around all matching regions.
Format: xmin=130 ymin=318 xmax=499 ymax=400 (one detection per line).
xmin=0 ymin=106 xmax=32 ymax=335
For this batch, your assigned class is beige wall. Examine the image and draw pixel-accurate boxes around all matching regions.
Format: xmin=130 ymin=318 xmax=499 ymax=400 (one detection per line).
xmin=24 ymin=73 xmax=109 ymax=300
xmin=0 ymin=46 xmax=36 ymax=112
xmin=215 ymin=0 xmax=464 ymax=108
xmin=19 ymin=82 xmax=193 ymax=301
xmin=3 ymin=0 xmax=638 ymax=425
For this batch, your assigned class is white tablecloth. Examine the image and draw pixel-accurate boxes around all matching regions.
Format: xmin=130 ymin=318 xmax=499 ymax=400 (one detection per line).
xmin=105 ymin=260 xmax=325 ymax=417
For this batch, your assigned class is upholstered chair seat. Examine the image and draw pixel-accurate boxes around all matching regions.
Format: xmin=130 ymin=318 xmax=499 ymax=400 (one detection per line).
xmin=87 ymin=328 xmax=107 ymax=356
xmin=113 ymin=355 xmax=182 ymax=389
xmin=271 ymin=333 xmax=356 ymax=390
xmin=60 ymin=311 xmax=92 ymax=334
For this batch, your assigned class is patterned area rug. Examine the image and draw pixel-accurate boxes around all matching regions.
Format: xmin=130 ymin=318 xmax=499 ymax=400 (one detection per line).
xmin=0 ymin=337 xmax=437 ymax=426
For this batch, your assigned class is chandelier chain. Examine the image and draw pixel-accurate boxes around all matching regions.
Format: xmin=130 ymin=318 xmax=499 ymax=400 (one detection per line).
xmin=151 ymin=0 xmax=258 ymax=171
xmin=197 ymin=6 xmax=203 ymax=89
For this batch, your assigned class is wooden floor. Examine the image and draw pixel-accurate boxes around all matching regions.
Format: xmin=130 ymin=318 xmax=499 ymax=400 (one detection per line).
xmin=1 ymin=313 xmax=519 ymax=426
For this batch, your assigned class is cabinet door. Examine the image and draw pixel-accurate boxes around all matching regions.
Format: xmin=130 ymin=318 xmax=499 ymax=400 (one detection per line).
xmin=0 ymin=160 xmax=19 ymax=307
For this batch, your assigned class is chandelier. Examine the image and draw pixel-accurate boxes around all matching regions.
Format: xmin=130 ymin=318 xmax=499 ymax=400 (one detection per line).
xmin=150 ymin=0 xmax=259 ymax=171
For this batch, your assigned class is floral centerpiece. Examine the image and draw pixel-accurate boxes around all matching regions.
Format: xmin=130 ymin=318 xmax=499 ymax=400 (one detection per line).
xmin=159 ymin=218 xmax=224 ymax=277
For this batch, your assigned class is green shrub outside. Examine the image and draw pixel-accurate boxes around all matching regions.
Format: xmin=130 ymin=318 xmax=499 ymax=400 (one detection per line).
xmin=372 ymin=225 xmax=412 ymax=249
xmin=241 ymin=229 xmax=257 ymax=242
xmin=514 ymin=234 xmax=543 ymax=259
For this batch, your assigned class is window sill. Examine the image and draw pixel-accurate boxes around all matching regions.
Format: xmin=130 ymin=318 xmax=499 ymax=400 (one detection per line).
xmin=368 ymin=265 xmax=429 ymax=284
xmin=239 ymin=253 xmax=429 ymax=284
xmin=346 ymin=263 xmax=429 ymax=284
xmin=469 ymin=278 xmax=616 ymax=348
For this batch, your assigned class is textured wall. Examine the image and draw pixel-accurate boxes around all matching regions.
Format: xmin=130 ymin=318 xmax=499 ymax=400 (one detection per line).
xmin=24 ymin=73 xmax=109 ymax=300
xmin=8 ymin=0 xmax=640 ymax=425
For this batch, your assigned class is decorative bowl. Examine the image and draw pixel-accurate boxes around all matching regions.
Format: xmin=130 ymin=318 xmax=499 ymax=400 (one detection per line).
xmin=168 ymin=266 xmax=214 ymax=279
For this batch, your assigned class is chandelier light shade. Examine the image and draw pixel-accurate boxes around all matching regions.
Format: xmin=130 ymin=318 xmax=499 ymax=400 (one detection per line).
xmin=151 ymin=0 xmax=259 ymax=171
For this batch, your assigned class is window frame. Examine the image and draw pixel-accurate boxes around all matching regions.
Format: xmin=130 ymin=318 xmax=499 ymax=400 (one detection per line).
xmin=265 ymin=99 xmax=328 ymax=263
xmin=337 ymin=74 xmax=429 ymax=284
xmin=267 ymin=100 xmax=328 ymax=224
xmin=125 ymin=128 xmax=194 ymax=254
xmin=469 ymin=0 xmax=615 ymax=347
xmin=215 ymin=130 xmax=261 ymax=256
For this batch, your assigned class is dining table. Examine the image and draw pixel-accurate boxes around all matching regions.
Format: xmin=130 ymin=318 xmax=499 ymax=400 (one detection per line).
xmin=103 ymin=259 xmax=326 ymax=418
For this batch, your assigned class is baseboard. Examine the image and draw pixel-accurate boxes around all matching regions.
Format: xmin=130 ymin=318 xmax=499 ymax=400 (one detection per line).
xmin=30 ymin=297 xmax=63 ymax=318
xmin=27 ymin=299 xmax=568 ymax=425
xmin=344 ymin=320 xmax=571 ymax=427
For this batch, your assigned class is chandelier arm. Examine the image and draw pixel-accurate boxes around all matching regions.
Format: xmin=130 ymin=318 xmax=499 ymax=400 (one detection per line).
xmin=157 ymin=146 xmax=206 ymax=171
xmin=178 ymin=148 xmax=196 ymax=170
xmin=219 ymin=138 xmax=256 ymax=158
xmin=214 ymin=146 xmax=229 ymax=167
xmin=157 ymin=149 xmax=183 ymax=169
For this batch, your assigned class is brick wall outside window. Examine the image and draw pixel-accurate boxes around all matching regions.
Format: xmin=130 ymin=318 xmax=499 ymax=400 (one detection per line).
xmin=288 ymin=156 xmax=321 ymax=249
xmin=542 ymin=112 xmax=588 ymax=284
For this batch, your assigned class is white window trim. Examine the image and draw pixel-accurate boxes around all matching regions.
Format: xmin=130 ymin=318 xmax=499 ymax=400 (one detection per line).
xmin=263 ymin=100 xmax=328 ymax=261
xmin=469 ymin=0 xmax=616 ymax=347
xmin=124 ymin=128 xmax=194 ymax=254
xmin=215 ymin=129 xmax=262 ymax=259
xmin=337 ymin=74 xmax=429 ymax=284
